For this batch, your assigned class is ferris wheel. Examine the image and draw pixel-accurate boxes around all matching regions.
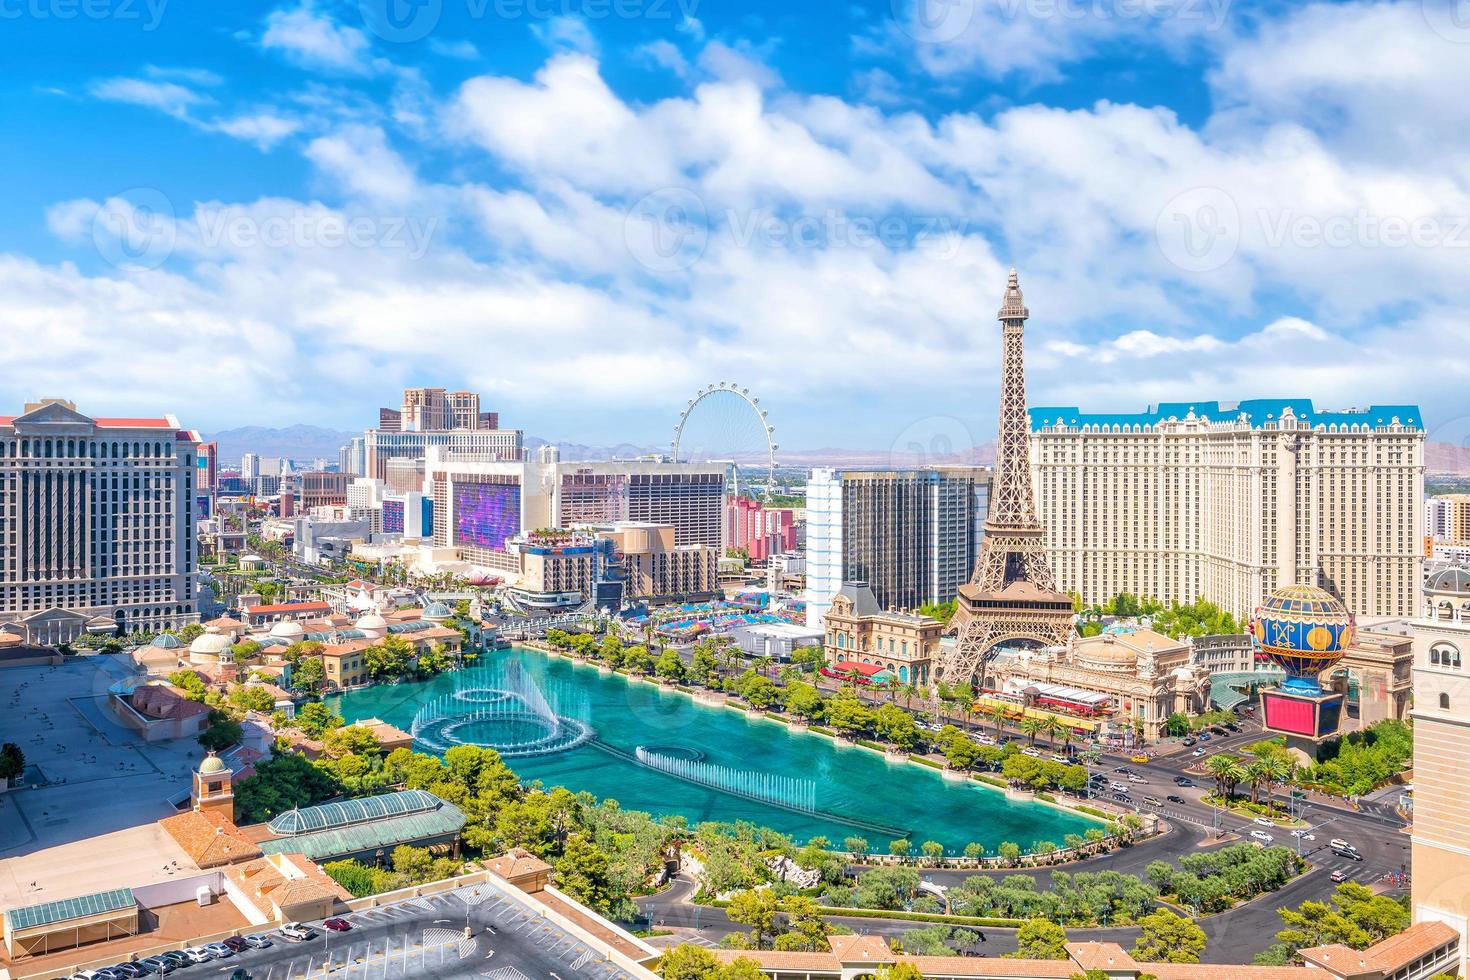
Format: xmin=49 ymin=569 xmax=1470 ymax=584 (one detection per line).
xmin=671 ymin=382 xmax=778 ymax=498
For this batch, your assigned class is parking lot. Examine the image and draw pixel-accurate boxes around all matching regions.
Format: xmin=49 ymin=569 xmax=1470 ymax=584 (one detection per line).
xmin=46 ymin=883 xmax=649 ymax=980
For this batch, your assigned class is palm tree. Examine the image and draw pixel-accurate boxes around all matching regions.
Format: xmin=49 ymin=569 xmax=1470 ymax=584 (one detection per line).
xmin=1042 ymin=716 xmax=1065 ymax=749
xmin=1258 ymin=755 xmax=1293 ymax=813
xmin=1205 ymin=754 xmax=1247 ymax=803
xmin=988 ymin=704 xmax=1008 ymax=739
xmin=1245 ymin=759 xmax=1270 ymax=805
xmin=1020 ymin=717 xmax=1046 ymax=746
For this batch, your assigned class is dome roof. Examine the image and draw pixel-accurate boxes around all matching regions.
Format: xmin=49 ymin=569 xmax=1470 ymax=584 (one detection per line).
xmin=355 ymin=613 xmax=387 ymax=631
xmin=189 ymin=627 xmax=234 ymax=655
xmin=152 ymin=633 xmax=183 ymax=649
xmin=269 ymin=618 xmax=305 ymax=641
xmin=423 ymin=602 xmax=452 ymax=621
xmin=198 ymin=753 xmax=227 ymax=775
xmin=1427 ymin=567 xmax=1470 ymax=595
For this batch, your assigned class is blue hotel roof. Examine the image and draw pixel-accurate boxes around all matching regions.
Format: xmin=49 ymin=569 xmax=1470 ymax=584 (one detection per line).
xmin=1030 ymin=399 xmax=1423 ymax=432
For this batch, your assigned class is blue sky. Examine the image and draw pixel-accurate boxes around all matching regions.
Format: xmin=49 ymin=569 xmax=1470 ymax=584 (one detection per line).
xmin=3 ymin=0 xmax=1468 ymax=451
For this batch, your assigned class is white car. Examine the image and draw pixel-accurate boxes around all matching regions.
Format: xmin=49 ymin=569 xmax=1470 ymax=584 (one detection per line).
xmin=1110 ymin=781 xmax=1128 ymax=792
xmin=975 ymin=734 xmax=995 ymax=745
xmin=1290 ymin=830 xmax=1315 ymax=840
xmin=181 ymin=947 xmax=214 ymax=964
xmin=1250 ymin=830 xmax=1274 ymax=843
xmin=1020 ymin=746 xmax=1042 ymax=758
xmin=1050 ymin=753 xmax=1069 ymax=763
xmin=1128 ymin=774 xmax=1147 ymax=783
xmin=1254 ymin=817 xmax=1274 ymax=827
xmin=279 ymin=922 xmax=315 ymax=941
xmin=1192 ymin=747 xmax=1207 ymax=756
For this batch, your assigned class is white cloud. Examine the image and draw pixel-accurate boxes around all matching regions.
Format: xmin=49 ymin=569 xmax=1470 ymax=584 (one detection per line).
xmin=305 ymin=125 xmax=420 ymax=203
xmin=261 ymin=4 xmax=373 ymax=74
xmin=210 ymin=112 xmax=302 ymax=149
xmin=143 ymin=64 xmax=224 ymax=86
xmin=530 ymin=16 xmax=599 ymax=56
xmin=89 ymin=77 xmax=211 ymax=118
xmin=429 ymin=38 xmax=480 ymax=60
xmin=635 ymin=40 xmax=691 ymax=79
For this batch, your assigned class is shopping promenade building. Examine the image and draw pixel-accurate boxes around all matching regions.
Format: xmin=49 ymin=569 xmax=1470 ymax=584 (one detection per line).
xmin=804 ymin=466 xmax=991 ymax=630
xmin=1029 ymin=399 xmax=1424 ymax=620
xmin=0 ymin=399 xmax=202 ymax=644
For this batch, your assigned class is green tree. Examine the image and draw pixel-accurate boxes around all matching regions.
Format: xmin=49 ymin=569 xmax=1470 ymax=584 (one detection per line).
xmin=874 ymin=704 xmax=921 ymax=749
xmin=783 ymin=681 xmax=824 ymax=720
xmin=198 ymin=711 xmax=242 ymax=751
xmin=1132 ymin=909 xmax=1207 ymax=963
xmin=775 ymin=895 xmax=829 ymax=951
xmin=1206 ymin=753 xmax=1247 ymax=801
xmin=920 ymin=840 xmax=944 ymax=864
xmin=0 ymin=742 xmax=26 ymax=783
xmin=1008 ymin=919 xmax=1069 ymax=960
xmin=296 ymin=701 xmax=344 ymax=739
xmin=555 ymin=834 xmax=615 ymax=914
xmin=719 ymin=959 xmax=767 ymax=980
xmin=824 ymin=695 xmax=874 ymax=736
xmin=963 ymin=842 xmax=985 ymax=861
xmin=227 ymin=685 xmax=276 ymax=714
xmin=659 ymin=945 xmax=722 ymax=980
xmin=168 ymin=670 xmax=208 ymax=700
xmin=290 ymin=655 xmax=324 ymax=693
xmin=322 ymin=725 xmax=381 ymax=759
xmin=998 ymin=841 xmax=1022 ymax=866
xmin=897 ymin=925 xmax=956 ymax=955
xmin=726 ymin=889 xmax=783 ymax=949
xmin=322 ymin=859 xmax=378 ymax=898
xmin=843 ymin=836 xmax=869 ymax=860
xmin=875 ymin=963 xmax=924 ymax=980
xmin=655 ymin=649 xmax=688 ymax=682
xmin=233 ymin=751 xmax=340 ymax=823
xmin=888 ymin=838 xmax=912 ymax=857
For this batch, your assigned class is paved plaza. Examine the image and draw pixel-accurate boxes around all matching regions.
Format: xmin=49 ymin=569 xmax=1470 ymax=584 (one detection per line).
xmin=0 ymin=655 xmax=208 ymax=911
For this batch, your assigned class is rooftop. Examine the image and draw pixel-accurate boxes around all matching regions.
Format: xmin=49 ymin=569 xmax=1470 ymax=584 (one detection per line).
xmin=1031 ymin=399 xmax=1423 ymax=432
xmin=5 ymin=887 xmax=135 ymax=931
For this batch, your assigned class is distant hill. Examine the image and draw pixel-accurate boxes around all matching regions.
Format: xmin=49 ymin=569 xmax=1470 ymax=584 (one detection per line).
xmin=204 ymin=425 xmax=358 ymax=464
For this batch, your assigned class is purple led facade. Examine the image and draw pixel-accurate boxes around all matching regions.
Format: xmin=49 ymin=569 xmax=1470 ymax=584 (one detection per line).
xmin=454 ymin=481 xmax=520 ymax=551
xmin=382 ymin=498 xmax=405 ymax=534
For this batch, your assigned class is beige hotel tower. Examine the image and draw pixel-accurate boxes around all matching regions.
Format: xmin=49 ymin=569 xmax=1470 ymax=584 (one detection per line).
xmin=1410 ymin=567 xmax=1470 ymax=977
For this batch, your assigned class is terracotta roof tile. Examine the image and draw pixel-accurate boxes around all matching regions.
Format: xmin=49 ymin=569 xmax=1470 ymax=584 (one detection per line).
xmin=159 ymin=810 xmax=263 ymax=868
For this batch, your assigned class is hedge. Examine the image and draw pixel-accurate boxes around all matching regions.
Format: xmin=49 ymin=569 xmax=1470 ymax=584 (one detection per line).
xmin=908 ymin=755 xmax=944 ymax=770
xmin=1074 ymin=805 xmax=1111 ymax=820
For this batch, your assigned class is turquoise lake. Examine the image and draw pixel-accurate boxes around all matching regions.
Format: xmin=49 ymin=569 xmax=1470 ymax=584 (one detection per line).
xmin=326 ymin=647 xmax=1096 ymax=852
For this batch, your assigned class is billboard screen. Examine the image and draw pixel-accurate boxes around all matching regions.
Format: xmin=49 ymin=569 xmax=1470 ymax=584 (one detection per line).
xmin=382 ymin=498 xmax=405 ymax=535
xmin=453 ymin=481 xmax=519 ymax=552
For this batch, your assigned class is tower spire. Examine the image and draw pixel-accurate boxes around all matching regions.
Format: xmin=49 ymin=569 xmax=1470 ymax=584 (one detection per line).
xmin=931 ymin=270 xmax=1073 ymax=705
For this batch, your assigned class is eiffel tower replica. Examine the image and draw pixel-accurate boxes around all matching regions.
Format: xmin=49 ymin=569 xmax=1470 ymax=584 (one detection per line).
xmin=932 ymin=270 xmax=1074 ymax=704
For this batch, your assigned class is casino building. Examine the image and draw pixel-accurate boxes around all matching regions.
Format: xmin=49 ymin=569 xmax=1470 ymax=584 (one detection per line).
xmin=0 ymin=399 xmax=202 ymax=645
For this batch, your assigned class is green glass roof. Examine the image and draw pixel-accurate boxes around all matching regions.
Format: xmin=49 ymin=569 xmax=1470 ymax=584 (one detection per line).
xmin=260 ymin=798 xmax=465 ymax=861
xmin=268 ymin=789 xmax=441 ymax=836
xmin=7 ymin=888 xmax=136 ymax=931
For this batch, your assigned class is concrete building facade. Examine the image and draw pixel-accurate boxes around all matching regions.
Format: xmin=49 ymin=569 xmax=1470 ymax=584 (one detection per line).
xmin=0 ymin=399 xmax=202 ymax=643
xmin=1030 ymin=400 xmax=1425 ymax=621
xmin=804 ymin=466 xmax=990 ymax=630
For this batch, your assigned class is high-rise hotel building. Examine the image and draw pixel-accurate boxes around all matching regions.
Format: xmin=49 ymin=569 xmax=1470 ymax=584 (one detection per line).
xmin=424 ymin=452 xmax=725 ymax=572
xmin=804 ymin=467 xmax=991 ymax=630
xmin=0 ymin=399 xmax=201 ymax=644
xmin=1029 ymin=399 xmax=1424 ymax=620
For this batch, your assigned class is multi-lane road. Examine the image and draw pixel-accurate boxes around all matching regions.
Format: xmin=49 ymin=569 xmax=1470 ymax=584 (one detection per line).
xmin=639 ymin=710 xmax=1412 ymax=964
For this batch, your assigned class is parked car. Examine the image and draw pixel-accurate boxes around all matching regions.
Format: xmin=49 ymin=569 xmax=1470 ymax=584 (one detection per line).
xmin=223 ymin=936 xmax=249 ymax=953
xmin=109 ymin=964 xmax=149 ymax=979
xmin=1166 ymin=794 xmax=1186 ymax=804
xmin=242 ymin=934 xmax=274 ymax=950
xmin=228 ymin=970 xmax=252 ymax=980
xmin=137 ymin=958 xmax=175 ymax=975
xmin=279 ymin=923 xmax=315 ymax=942
xmin=323 ymin=918 xmax=351 ymax=932
xmin=157 ymin=953 xmax=190 ymax=969
xmin=1250 ymin=830 xmax=1274 ymax=843
xmin=202 ymin=942 xmax=235 ymax=959
xmin=1330 ymin=870 xmax=1349 ymax=883
xmin=181 ymin=947 xmax=213 ymax=964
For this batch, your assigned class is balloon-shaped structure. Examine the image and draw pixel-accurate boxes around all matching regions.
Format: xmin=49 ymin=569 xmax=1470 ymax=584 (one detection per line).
xmin=1251 ymin=584 xmax=1354 ymax=696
